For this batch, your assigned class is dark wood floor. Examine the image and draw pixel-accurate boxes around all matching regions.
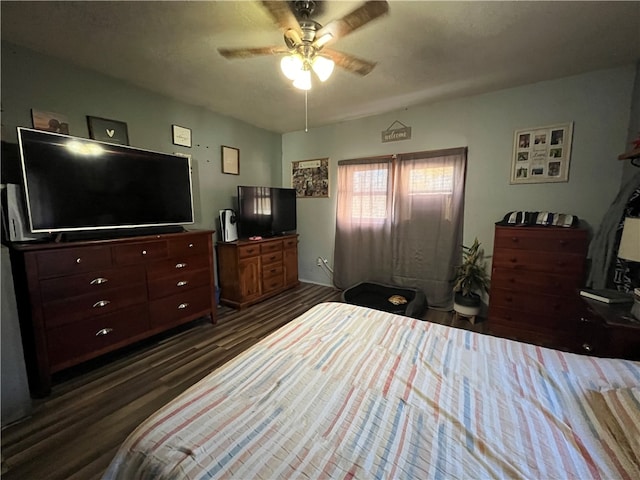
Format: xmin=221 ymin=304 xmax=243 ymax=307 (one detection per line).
xmin=0 ymin=282 xmax=486 ymax=480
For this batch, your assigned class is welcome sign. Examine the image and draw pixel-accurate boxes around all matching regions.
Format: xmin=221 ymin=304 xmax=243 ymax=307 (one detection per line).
xmin=381 ymin=120 xmax=412 ymax=143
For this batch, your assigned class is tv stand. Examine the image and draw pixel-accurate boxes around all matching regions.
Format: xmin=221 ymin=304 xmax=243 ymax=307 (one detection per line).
xmin=9 ymin=229 xmax=216 ymax=397
xmin=217 ymin=234 xmax=299 ymax=308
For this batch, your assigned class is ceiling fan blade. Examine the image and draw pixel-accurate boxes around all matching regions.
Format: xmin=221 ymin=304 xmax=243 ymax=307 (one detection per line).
xmin=218 ymin=46 xmax=289 ymax=59
xmin=315 ymin=1 xmax=389 ymax=47
xmin=261 ymin=1 xmax=304 ymax=41
xmin=322 ymin=49 xmax=377 ymax=76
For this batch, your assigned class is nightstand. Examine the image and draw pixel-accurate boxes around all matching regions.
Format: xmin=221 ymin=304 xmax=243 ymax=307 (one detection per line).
xmin=579 ymin=297 xmax=640 ymax=360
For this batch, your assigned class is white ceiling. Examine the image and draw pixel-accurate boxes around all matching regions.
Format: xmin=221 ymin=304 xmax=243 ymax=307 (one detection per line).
xmin=2 ymin=1 xmax=639 ymax=134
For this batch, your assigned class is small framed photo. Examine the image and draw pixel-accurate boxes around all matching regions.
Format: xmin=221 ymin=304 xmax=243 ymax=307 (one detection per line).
xmin=172 ymin=124 xmax=192 ymax=148
xmin=510 ymin=122 xmax=573 ymax=184
xmin=221 ymin=145 xmax=239 ymax=175
xmin=31 ymin=109 xmax=69 ymax=134
xmin=87 ymin=116 xmax=129 ymax=145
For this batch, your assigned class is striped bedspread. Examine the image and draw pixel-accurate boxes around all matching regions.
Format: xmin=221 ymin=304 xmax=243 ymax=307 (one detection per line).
xmin=104 ymin=302 xmax=640 ymax=479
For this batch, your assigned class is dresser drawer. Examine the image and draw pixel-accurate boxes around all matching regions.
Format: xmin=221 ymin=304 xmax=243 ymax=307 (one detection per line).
xmin=491 ymin=268 xmax=582 ymax=296
xmin=489 ymin=288 xmax=580 ymax=318
xmin=262 ymin=274 xmax=284 ymax=293
xmin=261 ymin=250 xmax=282 ymax=265
xmin=147 ymin=253 xmax=210 ymax=277
xmin=113 ymin=241 xmax=167 ymax=265
xmin=494 ymin=227 xmax=588 ymax=253
xmin=262 ymin=262 xmax=284 ymax=279
xmin=46 ymin=304 xmax=149 ymax=369
xmin=39 ymin=265 xmax=145 ymax=303
xmin=168 ymin=234 xmax=210 ymax=258
xmin=148 ymin=268 xmax=211 ymax=299
xmin=260 ymin=240 xmax=282 ymax=254
xmin=492 ymin=249 xmax=585 ymax=275
xmin=35 ymin=246 xmax=112 ymax=278
xmin=283 ymin=237 xmax=298 ymax=249
xmin=43 ymin=283 xmax=148 ymax=329
xmin=489 ymin=305 xmax=575 ymax=334
xmin=489 ymin=319 xmax=573 ymax=351
xmin=238 ymin=244 xmax=260 ymax=259
xmin=149 ymin=286 xmax=213 ymax=328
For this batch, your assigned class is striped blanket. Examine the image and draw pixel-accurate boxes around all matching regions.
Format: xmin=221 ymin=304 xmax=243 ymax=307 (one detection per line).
xmin=104 ymin=302 xmax=640 ymax=479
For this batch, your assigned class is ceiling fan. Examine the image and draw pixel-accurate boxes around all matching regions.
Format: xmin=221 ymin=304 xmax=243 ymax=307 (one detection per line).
xmin=218 ymin=0 xmax=389 ymax=90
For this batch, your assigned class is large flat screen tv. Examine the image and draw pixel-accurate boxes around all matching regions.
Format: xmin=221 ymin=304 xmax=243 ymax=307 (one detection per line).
xmin=237 ymin=185 xmax=297 ymax=238
xmin=17 ymin=127 xmax=194 ymax=235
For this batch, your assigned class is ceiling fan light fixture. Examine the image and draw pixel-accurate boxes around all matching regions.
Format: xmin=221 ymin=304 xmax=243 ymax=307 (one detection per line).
xmin=292 ymin=68 xmax=312 ymax=90
xmin=311 ymin=55 xmax=334 ymax=82
xmin=280 ymin=54 xmax=304 ymax=80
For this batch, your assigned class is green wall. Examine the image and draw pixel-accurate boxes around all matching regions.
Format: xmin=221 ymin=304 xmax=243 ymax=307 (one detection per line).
xmin=283 ymin=65 xmax=638 ymax=286
xmin=2 ymin=42 xmax=638 ymax=289
xmin=1 ymin=42 xmax=282 ymax=233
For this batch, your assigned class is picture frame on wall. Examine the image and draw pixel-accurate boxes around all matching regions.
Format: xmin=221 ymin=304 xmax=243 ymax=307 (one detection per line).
xmin=221 ymin=145 xmax=240 ymax=175
xmin=87 ymin=116 xmax=130 ymax=145
xmin=292 ymin=158 xmax=329 ymax=198
xmin=172 ymin=124 xmax=192 ymax=147
xmin=31 ymin=109 xmax=69 ymax=134
xmin=510 ymin=122 xmax=573 ymax=184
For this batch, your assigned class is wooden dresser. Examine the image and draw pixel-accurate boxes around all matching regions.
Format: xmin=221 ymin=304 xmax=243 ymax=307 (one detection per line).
xmin=488 ymin=225 xmax=589 ymax=351
xmin=216 ymin=235 xmax=299 ymax=309
xmin=9 ymin=230 xmax=216 ymax=396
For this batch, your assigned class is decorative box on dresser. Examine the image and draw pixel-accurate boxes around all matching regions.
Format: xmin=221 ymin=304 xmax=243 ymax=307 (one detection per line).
xmin=488 ymin=225 xmax=589 ymax=352
xmin=217 ymin=234 xmax=299 ymax=309
xmin=9 ymin=230 xmax=217 ymax=397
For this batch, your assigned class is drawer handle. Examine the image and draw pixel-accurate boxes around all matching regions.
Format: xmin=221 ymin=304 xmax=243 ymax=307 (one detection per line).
xmin=511 ymin=237 xmax=519 ymax=242
xmin=141 ymin=250 xmax=147 ymax=256
xmin=76 ymin=257 xmax=82 ymax=264
xmin=95 ymin=328 xmax=113 ymax=336
xmin=177 ymin=280 xmax=188 ymax=287
xmin=247 ymin=249 xmax=255 ymax=254
xmin=92 ymin=300 xmax=111 ymax=308
xmin=509 ymin=257 xmax=517 ymax=263
xmin=559 ymin=240 xmax=567 ymax=246
xmin=582 ymin=343 xmax=593 ymax=353
xmin=178 ymin=302 xmax=189 ymax=310
xmin=90 ymin=277 xmax=109 ymax=285
xmin=188 ymin=243 xmax=194 ymax=248
xmin=580 ymin=317 xmax=591 ymax=323
xmin=270 ymin=268 xmax=277 ymax=273
xmin=176 ymin=262 xmax=187 ymax=269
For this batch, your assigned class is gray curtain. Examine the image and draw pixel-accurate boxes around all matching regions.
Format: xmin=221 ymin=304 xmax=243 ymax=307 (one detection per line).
xmin=333 ymin=148 xmax=467 ymax=309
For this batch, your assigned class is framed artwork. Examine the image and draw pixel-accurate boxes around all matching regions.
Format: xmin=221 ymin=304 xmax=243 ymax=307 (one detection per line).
xmin=292 ymin=158 xmax=329 ymax=198
xmin=172 ymin=124 xmax=192 ymax=147
xmin=87 ymin=116 xmax=129 ymax=145
xmin=31 ymin=109 xmax=69 ymax=134
xmin=221 ymin=145 xmax=239 ymax=175
xmin=510 ymin=122 xmax=573 ymax=184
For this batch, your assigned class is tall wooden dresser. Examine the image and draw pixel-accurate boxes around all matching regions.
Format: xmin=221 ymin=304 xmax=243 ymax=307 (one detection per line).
xmin=488 ymin=225 xmax=589 ymax=351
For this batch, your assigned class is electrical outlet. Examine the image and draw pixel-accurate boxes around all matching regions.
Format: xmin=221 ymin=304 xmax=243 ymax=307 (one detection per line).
xmin=316 ymin=257 xmax=322 ymax=267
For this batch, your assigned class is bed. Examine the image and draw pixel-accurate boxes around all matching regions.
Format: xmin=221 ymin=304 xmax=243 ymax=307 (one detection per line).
xmin=104 ymin=302 xmax=640 ymax=479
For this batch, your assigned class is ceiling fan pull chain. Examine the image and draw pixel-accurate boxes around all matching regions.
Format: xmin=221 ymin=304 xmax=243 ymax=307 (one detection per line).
xmin=305 ymin=89 xmax=308 ymax=132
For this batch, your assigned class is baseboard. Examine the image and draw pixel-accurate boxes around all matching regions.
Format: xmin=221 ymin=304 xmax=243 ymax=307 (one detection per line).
xmin=299 ymin=278 xmax=337 ymax=289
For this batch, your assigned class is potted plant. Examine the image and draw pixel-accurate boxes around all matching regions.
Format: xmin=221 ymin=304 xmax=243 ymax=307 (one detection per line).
xmin=452 ymin=238 xmax=490 ymax=322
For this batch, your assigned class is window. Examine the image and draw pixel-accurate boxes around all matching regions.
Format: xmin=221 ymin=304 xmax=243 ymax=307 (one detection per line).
xmin=409 ymin=165 xmax=454 ymax=195
xmin=350 ymin=167 xmax=389 ymax=221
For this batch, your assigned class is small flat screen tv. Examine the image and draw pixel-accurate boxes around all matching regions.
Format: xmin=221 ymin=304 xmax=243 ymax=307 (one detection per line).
xmin=237 ymin=185 xmax=297 ymax=238
xmin=17 ymin=127 xmax=194 ymax=235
